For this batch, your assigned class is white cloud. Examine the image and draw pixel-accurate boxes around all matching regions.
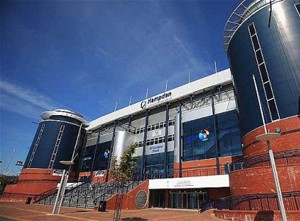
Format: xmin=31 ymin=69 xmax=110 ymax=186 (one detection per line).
xmin=0 ymin=80 xmax=63 ymax=118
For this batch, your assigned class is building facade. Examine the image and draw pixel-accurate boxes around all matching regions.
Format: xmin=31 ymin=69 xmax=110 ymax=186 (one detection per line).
xmin=2 ymin=1 xmax=299 ymax=219
xmin=79 ymin=69 xmax=243 ymax=209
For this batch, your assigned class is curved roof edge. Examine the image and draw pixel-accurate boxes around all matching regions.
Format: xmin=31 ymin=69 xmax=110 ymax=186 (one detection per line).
xmin=223 ymin=0 xmax=282 ymax=52
xmin=41 ymin=109 xmax=89 ymax=127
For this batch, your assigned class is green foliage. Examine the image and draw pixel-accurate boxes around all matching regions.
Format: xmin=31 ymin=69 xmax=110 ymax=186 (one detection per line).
xmin=109 ymin=143 xmax=137 ymax=183
xmin=0 ymin=175 xmax=18 ymax=193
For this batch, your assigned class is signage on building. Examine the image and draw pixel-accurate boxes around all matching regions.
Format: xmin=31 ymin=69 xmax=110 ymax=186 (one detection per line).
xmin=149 ymin=145 xmax=163 ymax=153
xmin=141 ymin=91 xmax=172 ymax=109
xmin=95 ymin=170 xmax=105 ymax=177
xmin=186 ymin=129 xmax=210 ymax=143
xmin=149 ymin=175 xmax=230 ymax=189
xmin=146 ymin=144 xmax=164 ymax=155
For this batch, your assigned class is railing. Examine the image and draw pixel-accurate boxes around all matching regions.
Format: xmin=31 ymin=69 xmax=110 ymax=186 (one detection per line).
xmin=33 ymin=187 xmax=57 ymax=203
xmin=224 ymin=149 xmax=300 ymax=174
xmin=93 ymin=181 xmax=140 ymax=206
xmin=243 ymin=149 xmax=300 ymax=168
xmin=210 ymin=191 xmax=300 ymax=211
xmin=223 ymin=0 xmax=283 ymax=51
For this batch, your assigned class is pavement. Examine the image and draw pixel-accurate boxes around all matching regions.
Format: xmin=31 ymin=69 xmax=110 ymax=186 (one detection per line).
xmin=0 ymin=202 xmax=225 ymax=221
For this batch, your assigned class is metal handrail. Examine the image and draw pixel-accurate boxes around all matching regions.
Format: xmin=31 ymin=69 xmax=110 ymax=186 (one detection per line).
xmin=33 ymin=187 xmax=58 ymax=203
xmin=223 ymin=0 xmax=282 ymax=51
xmin=210 ymin=191 xmax=300 ymax=211
xmin=243 ymin=149 xmax=300 ymax=168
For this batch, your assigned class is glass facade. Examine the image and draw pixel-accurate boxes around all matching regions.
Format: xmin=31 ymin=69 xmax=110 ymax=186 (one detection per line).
xmin=145 ymin=151 xmax=174 ymax=178
xmin=183 ymin=110 xmax=242 ymax=162
xmin=81 ymin=141 xmax=111 ymax=172
xmin=133 ymin=151 xmax=174 ymax=178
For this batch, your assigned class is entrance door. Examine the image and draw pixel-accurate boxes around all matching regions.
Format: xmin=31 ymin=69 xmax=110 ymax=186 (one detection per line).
xmin=169 ymin=189 xmax=207 ymax=209
xmin=150 ymin=190 xmax=165 ymax=208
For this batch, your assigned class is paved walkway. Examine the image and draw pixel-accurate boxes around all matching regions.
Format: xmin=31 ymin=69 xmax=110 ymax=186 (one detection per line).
xmin=0 ymin=202 xmax=225 ymax=221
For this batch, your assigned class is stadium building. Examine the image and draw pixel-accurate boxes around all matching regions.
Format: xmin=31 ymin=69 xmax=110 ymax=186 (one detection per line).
xmin=2 ymin=0 xmax=300 ymax=220
xmin=80 ymin=68 xmax=242 ymax=209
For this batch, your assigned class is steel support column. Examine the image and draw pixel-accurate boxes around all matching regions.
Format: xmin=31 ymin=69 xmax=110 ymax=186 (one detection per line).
xmin=211 ymin=94 xmax=220 ymax=175
xmin=179 ymin=103 xmax=182 ymax=178
xmin=141 ymin=110 xmax=149 ymax=180
xmin=164 ymin=103 xmax=169 ymax=178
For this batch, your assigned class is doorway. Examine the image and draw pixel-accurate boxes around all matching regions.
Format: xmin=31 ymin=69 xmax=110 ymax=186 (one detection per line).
xmin=169 ymin=189 xmax=207 ymax=209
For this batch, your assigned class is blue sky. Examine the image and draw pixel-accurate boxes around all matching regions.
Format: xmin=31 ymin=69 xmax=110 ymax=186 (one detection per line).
xmin=0 ymin=0 xmax=240 ymax=175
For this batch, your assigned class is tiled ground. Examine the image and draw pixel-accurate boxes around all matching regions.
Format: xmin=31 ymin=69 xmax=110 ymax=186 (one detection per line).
xmin=0 ymin=202 xmax=225 ymax=221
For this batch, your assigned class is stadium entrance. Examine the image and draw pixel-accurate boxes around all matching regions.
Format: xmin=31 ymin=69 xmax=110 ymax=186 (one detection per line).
xmin=149 ymin=189 xmax=208 ymax=209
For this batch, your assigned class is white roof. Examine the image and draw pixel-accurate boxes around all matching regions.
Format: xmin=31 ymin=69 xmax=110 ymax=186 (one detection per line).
xmin=88 ymin=68 xmax=232 ymax=130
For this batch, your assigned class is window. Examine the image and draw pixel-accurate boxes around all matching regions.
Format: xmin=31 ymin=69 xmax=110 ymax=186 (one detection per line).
xmin=150 ymin=139 xmax=154 ymax=145
xmin=159 ymin=122 xmax=164 ymax=128
xmin=144 ymin=151 xmax=174 ymax=177
xmin=264 ymin=82 xmax=273 ymax=100
xmin=259 ymin=64 xmax=269 ymax=82
xmin=256 ymin=49 xmax=263 ymax=64
xmin=269 ymin=99 xmax=279 ymax=120
xmin=251 ymin=35 xmax=260 ymax=51
xmin=80 ymin=141 xmax=112 ymax=172
xmin=182 ymin=110 xmax=242 ymax=161
xmin=295 ymin=4 xmax=300 ymax=16
xmin=249 ymin=24 xmax=255 ymax=36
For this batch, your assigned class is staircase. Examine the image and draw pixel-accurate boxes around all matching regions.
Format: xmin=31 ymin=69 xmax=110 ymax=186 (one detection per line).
xmin=35 ymin=181 xmax=142 ymax=209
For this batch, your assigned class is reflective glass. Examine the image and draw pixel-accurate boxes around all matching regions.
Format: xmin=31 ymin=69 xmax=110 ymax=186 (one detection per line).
xmin=80 ymin=141 xmax=111 ymax=172
xmin=144 ymin=152 xmax=174 ymax=177
xmin=183 ymin=111 xmax=242 ymax=162
xmin=252 ymin=35 xmax=260 ymax=50
xmin=249 ymin=24 xmax=255 ymax=36
xmin=259 ymin=64 xmax=269 ymax=82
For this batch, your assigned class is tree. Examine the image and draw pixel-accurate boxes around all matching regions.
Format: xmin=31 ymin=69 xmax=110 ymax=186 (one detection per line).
xmin=109 ymin=143 xmax=137 ymax=183
xmin=109 ymin=143 xmax=137 ymax=221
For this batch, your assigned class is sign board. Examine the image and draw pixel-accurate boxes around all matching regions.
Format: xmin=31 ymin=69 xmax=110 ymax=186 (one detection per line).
xmin=149 ymin=175 xmax=229 ymax=189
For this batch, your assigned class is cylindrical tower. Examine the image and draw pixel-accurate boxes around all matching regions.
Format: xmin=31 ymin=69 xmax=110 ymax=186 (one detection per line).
xmin=224 ymin=0 xmax=300 ymax=136
xmin=215 ymin=0 xmax=300 ymax=219
xmin=3 ymin=109 xmax=89 ymax=200
xmin=24 ymin=109 xmax=89 ymax=170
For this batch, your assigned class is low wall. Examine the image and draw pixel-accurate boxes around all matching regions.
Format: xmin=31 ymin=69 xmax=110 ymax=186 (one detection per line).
xmin=104 ymin=180 xmax=149 ymax=210
xmin=214 ymin=210 xmax=300 ymax=221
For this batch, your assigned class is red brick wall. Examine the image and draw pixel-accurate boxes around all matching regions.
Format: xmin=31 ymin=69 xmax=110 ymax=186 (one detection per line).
xmin=208 ymin=188 xmax=231 ymax=201
xmin=173 ymin=156 xmax=242 ymax=178
xmin=105 ymin=180 xmax=149 ymax=210
xmin=2 ymin=168 xmax=65 ymax=201
xmin=230 ymin=165 xmax=300 ymax=196
xmin=242 ymin=116 xmax=300 ymax=158
xmin=214 ymin=210 xmax=300 ymax=221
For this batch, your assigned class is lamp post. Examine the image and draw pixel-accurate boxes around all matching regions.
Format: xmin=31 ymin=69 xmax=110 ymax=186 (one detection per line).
xmin=52 ymin=160 xmax=74 ymax=214
xmin=253 ymin=75 xmax=287 ymax=221
xmin=52 ymin=123 xmax=83 ymax=214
